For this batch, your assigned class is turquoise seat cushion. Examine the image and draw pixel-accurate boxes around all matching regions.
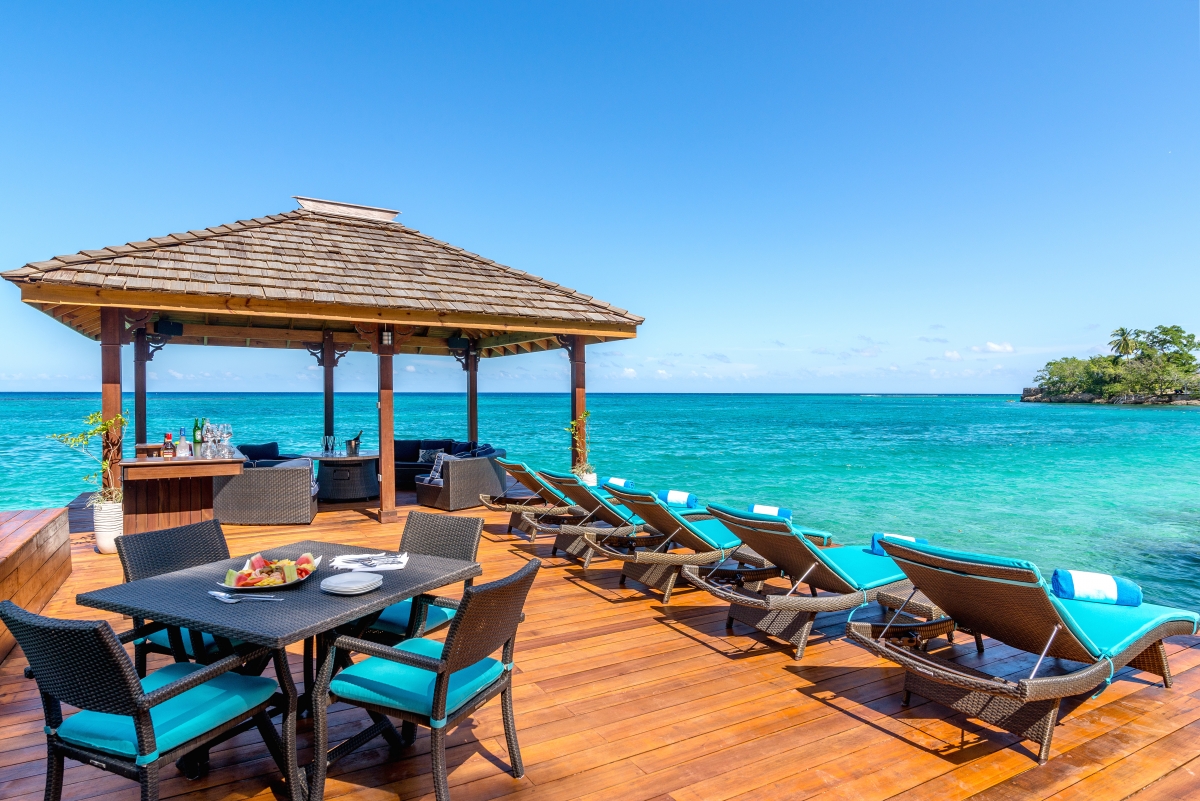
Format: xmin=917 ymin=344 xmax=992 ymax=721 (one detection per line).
xmin=371 ymin=599 xmax=457 ymax=636
xmin=1052 ymin=598 xmax=1199 ymax=659
xmin=819 ymin=546 xmax=907 ymax=591
xmin=56 ymin=662 xmax=276 ymax=760
xmin=330 ymin=637 xmax=504 ymax=720
xmin=685 ymin=516 xmax=743 ymax=551
xmin=145 ymin=627 xmax=242 ymax=656
xmin=887 ymin=541 xmax=1044 ymax=579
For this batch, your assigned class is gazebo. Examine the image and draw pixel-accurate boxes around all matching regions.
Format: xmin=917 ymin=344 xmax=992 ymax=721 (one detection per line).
xmin=2 ymin=196 xmax=642 ymax=522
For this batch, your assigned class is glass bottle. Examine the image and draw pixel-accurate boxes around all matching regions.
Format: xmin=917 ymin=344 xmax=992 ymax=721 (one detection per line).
xmin=163 ymin=432 xmax=175 ymax=459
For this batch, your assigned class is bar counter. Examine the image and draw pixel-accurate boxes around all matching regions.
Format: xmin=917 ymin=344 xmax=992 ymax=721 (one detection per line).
xmin=120 ymin=451 xmax=244 ymax=534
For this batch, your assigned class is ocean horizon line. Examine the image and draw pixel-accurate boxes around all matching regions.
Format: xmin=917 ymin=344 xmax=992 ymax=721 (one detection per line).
xmin=0 ymin=390 xmax=1022 ymax=398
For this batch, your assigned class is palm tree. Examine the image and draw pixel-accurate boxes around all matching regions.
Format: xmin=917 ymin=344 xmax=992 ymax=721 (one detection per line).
xmin=1110 ymin=328 xmax=1138 ymax=359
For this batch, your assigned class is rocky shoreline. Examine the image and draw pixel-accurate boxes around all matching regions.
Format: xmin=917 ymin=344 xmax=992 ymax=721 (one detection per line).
xmin=1021 ymin=389 xmax=1200 ymax=405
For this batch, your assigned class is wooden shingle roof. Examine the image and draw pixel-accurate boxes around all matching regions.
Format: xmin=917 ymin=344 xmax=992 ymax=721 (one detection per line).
xmin=3 ymin=201 xmax=640 ymax=356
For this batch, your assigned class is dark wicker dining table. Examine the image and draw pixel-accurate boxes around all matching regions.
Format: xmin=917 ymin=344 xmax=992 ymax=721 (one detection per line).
xmin=75 ymin=539 xmax=482 ymax=801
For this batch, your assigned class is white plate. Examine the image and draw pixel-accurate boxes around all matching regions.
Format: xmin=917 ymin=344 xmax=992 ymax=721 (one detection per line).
xmin=321 ymin=572 xmax=383 ymax=595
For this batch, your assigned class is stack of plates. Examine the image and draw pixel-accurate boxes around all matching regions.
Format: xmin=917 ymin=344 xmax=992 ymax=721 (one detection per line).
xmin=321 ymin=572 xmax=383 ymax=595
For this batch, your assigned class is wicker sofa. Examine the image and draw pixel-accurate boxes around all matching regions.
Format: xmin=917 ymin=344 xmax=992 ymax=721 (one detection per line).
xmin=393 ymin=438 xmax=501 ymax=490
xmin=414 ymin=453 xmax=509 ymax=511
xmin=213 ymin=461 xmax=318 ymax=525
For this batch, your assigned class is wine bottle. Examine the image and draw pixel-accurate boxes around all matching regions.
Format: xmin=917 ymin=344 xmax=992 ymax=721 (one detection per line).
xmin=193 ymin=418 xmax=202 ymax=445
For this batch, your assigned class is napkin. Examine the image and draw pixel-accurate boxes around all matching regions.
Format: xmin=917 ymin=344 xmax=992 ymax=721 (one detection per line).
xmin=330 ymin=552 xmax=409 ymax=572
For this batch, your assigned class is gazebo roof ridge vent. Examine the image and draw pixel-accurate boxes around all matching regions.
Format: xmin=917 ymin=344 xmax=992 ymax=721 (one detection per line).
xmin=293 ymin=196 xmax=401 ymax=222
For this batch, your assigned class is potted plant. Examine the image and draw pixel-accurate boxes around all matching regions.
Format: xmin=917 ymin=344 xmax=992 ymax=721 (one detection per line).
xmin=565 ymin=410 xmax=597 ymax=486
xmin=50 ymin=411 xmax=128 ymax=554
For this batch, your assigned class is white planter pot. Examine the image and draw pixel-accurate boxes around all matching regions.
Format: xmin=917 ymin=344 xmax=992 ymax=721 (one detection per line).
xmin=579 ymin=472 xmax=598 ymax=487
xmin=93 ymin=501 xmax=123 ymax=554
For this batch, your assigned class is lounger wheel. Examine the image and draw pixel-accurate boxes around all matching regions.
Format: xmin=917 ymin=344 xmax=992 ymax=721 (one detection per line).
xmin=176 ymin=751 xmax=210 ymax=780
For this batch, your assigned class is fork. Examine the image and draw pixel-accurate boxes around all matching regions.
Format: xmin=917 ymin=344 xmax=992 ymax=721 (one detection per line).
xmin=208 ymin=591 xmax=284 ymax=603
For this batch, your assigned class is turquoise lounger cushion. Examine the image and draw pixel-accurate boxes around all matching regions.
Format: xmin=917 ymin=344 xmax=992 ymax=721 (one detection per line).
xmin=330 ymin=637 xmax=504 ymax=719
xmin=1052 ymin=598 xmax=1199 ymax=659
xmin=56 ymin=662 xmax=276 ymax=760
xmin=145 ymin=627 xmax=245 ymax=656
xmin=685 ymin=516 xmax=744 ymax=551
xmin=371 ymin=599 xmax=457 ymax=636
xmin=819 ymin=546 xmax=907 ymax=591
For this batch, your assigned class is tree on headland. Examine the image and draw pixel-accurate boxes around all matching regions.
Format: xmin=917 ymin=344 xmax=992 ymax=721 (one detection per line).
xmin=1034 ymin=325 xmax=1200 ymax=401
xmin=1109 ymin=328 xmax=1137 ymax=359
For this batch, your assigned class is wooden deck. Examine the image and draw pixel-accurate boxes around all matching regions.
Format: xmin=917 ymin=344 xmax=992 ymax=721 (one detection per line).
xmin=2 ymin=497 xmax=1199 ymax=801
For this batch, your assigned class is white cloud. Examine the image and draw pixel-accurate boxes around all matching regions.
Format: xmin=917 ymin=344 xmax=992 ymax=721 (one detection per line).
xmin=168 ymin=369 xmax=184 ymax=379
xmin=655 ymin=369 xmax=671 ymax=379
xmin=972 ymin=342 xmax=1014 ymax=353
xmin=851 ymin=346 xmax=881 ymax=358
xmin=307 ymin=364 xmax=319 ymax=370
xmin=405 ymin=365 xmax=416 ymax=372
xmin=918 ymin=336 xmax=948 ymax=343
xmin=704 ymin=353 xmax=731 ymax=363
xmin=622 ymin=368 xmax=637 ymax=378
xmin=944 ymin=350 xmax=962 ymax=361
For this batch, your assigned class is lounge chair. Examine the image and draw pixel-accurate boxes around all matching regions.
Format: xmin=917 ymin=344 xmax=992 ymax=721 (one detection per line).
xmin=533 ymin=470 xmax=674 ymax=566
xmin=683 ymin=504 xmax=945 ymax=659
xmin=480 ymin=458 xmax=583 ymax=537
xmin=846 ymin=540 xmax=1200 ymax=764
xmin=578 ymin=485 xmax=771 ymax=603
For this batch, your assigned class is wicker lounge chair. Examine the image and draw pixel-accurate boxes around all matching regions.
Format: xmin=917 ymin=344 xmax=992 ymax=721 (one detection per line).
xmin=846 ymin=540 xmax=1200 ymax=764
xmin=683 ymin=504 xmax=940 ymax=660
xmin=533 ymin=470 xmax=670 ymax=566
xmin=309 ymin=559 xmax=540 ymax=801
xmin=0 ymin=601 xmax=284 ymax=796
xmin=480 ymin=458 xmax=582 ymax=535
xmin=114 ymin=520 xmax=235 ymax=676
xmin=361 ymin=512 xmax=485 ymax=644
xmin=581 ymin=485 xmax=771 ymax=603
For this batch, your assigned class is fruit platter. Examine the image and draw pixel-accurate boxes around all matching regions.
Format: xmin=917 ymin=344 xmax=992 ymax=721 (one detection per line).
xmin=220 ymin=552 xmax=321 ymax=591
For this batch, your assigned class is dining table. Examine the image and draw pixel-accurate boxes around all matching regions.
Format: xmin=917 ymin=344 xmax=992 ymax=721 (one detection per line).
xmin=75 ymin=539 xmax=482 ymax=801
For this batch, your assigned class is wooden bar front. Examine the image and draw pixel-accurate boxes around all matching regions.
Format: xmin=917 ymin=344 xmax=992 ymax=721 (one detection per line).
xmin=121 ymin=455 xmax=244 ymax=534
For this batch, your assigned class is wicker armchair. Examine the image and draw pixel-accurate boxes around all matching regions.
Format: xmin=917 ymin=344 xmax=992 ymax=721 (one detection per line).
xmin=310 ymin=559 xmax=540 ymax=801
xmin=213 ymin=464 xmax=317 ymax=525
xmin=114 ymin=520 xmax=233 ymax=676
xmin=361 ymin=511 xmax=485 ymax=645
xmin=0 ymin=601 xmax=285 ymax=795
xmin=414 ymin=455 xmax=507 ymax=511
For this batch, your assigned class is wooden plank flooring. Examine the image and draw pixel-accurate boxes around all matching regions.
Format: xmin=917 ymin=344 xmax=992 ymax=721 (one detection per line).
xmin=1 ymin=496 xmax=1198 ymax=801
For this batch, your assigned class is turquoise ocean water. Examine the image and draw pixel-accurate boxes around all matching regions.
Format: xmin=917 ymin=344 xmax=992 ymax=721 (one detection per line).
xmin=2 ymin=392 xmax=1198 ymax=610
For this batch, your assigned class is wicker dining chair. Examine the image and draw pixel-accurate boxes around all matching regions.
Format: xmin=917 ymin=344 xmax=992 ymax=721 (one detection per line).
xmin=361 ymin=511 xmax=485 ymax=644
xmin=114 ymin=520 xmax=233 ymax=676
xmin=310 ymin=559 xmax=541 ymax=801
xmin=0 ymin=601 xmax=285 ymax=797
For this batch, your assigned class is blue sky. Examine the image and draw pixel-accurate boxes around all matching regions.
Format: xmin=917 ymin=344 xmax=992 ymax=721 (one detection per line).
xmin=1 ymin=2 xmax=1197 ymax=394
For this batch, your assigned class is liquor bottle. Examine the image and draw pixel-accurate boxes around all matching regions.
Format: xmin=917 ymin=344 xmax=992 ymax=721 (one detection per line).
xmin=177 ymin=427 xmax=191 ymax=457
xmin=163 ymin=432 xmax=175 ymax=459
xmin=193 ymin=418 xmax=202 ymax=446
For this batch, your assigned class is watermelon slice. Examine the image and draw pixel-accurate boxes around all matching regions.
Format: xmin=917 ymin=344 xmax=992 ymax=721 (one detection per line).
xmin=296 ymin=553 xmax=314 ymax=567
xmin=282 ymin=563 xmax=298 ymax=583
xmin=250 ymin=554 xmax=268 ymax=571
xmin=225 ymin=569 xmax=238 ymax=587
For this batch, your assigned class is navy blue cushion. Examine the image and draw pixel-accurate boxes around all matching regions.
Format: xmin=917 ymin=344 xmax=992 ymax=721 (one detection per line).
xmin=330 ymin=638 xmax=504 ymax=719
xmin=393 ymin=440 xmax=421 ymax=462
xmin=237 ymin=442 xmax=279 ymax=461
xmin=450 ymin=441 xmax=475 ymax=455
xmin=419 ymin=439 xmax=455 ymax=454
xmin=471 ymin=445 xmax=497 ymax=458
xmin=56 ymin=662 xmax=276 ymax=760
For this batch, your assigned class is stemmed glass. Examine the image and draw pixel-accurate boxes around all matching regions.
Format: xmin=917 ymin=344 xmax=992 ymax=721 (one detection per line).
xmin=322 ymin=435 xmax=336 ymax=455
xmin=218 ymin=424 xmax=234 ymax=458
xmin=200 ymin=423 xmax=217 ymax=459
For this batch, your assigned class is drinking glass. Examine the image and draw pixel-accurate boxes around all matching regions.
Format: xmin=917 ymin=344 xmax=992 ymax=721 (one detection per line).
xmin=322 ymin=435 xmax=335 ymax=455
xmin=219 ymin=424 xmax=233 ymax=458
xmin=200 ymin=423 xmax=217 ymax=459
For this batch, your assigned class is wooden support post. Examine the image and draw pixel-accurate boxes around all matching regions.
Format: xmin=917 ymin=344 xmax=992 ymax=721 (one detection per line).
xmin=134 ymin=326 xmax=148 ymax=446
xmin=377 ymin=326 xmax=398 ymax=523
xmin=466 ymin=341 xmax=479 ymax=443
xmin=569 ymin=334 xmax=587 ymax=470
xmin=100 ymin=308 xmax=124 ymax=490
xmin=322 ymin=329 xmax=335 ymax=440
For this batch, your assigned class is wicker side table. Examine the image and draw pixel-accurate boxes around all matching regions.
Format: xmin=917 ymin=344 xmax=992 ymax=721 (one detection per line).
xmin=876 ymin=586 xmax=983 ymax=651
